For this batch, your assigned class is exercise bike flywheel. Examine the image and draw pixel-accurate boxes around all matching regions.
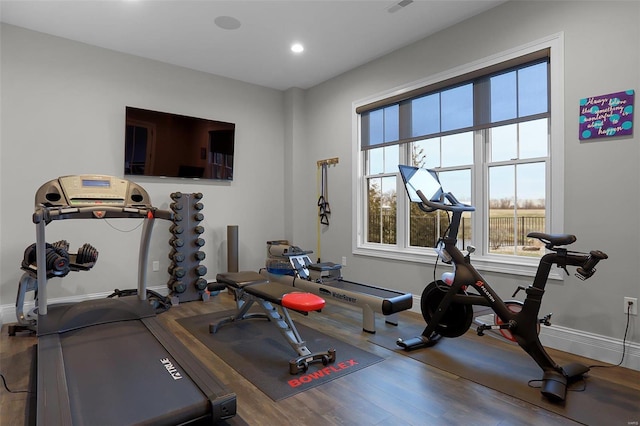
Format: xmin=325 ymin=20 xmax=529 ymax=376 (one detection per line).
xmin=421 ymin=280 xmax=474 ymax=338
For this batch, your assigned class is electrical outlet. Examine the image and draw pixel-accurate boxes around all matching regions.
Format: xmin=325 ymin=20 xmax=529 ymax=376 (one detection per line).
xmin=152 ymin=261 xmax=160 ymax=272
xmin=624 ymin=297 xmax=637 ymax=315
xmin=341 ymin=256 xmax=347 ymax=267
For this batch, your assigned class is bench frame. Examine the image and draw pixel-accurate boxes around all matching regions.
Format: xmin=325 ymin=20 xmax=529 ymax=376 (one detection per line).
xmin=210 ymin=273 xmax=336 ymax=374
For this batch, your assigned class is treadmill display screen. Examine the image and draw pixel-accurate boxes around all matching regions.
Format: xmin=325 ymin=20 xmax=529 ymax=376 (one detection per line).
xmin=82 ymin=179 xmax=111 ymax=188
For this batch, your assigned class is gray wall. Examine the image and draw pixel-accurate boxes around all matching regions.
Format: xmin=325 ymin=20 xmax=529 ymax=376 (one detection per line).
xmin=1 ymin=1 xmax=638 ymax=363
xmin=293 ymin=1 xmax=639 ymax=347
xmin=0 ymin=24 xmax=286 ymax=304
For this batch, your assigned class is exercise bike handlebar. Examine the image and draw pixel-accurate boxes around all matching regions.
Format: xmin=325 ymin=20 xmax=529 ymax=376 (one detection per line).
xmin=576 ymin=250 xmax=608 ymax=280
xmin=414 ymin=182 xmax=608 ymax=279
xmin=415 ymin=187 xmax=608 ymax=281
xmin=416 ymin=190 xmax=475 ymax=213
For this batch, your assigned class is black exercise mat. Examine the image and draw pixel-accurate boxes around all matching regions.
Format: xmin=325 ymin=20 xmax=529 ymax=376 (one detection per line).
xmin=370 ymin=323 xmax=640 ymax=425
xmin=178 ymin=310 xmax=383 ymax=401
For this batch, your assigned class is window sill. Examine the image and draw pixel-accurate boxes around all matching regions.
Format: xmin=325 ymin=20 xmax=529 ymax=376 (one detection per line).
xmin=353 ymin=244 xmax=564 ymax=281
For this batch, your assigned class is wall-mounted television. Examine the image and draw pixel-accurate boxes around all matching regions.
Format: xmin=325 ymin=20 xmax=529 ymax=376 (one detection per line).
xmin=125 ymin=107 xmax=235 ymax=181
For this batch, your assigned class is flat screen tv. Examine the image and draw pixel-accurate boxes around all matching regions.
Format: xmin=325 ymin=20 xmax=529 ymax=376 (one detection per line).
xmin=124 ymin=106 xmax=235 ymax=181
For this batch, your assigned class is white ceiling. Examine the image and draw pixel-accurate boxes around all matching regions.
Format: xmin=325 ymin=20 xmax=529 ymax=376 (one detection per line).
xmin=0 ymin=0 xmax=506 ymax=90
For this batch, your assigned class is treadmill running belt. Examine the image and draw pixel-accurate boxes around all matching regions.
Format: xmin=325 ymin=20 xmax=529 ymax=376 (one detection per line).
xmin=60 ymin=320 xmax=209 ymax=425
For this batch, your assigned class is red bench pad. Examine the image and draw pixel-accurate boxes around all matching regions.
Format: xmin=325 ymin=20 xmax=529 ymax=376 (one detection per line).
xmin=281 ymin=292 xmax=325 ymax=312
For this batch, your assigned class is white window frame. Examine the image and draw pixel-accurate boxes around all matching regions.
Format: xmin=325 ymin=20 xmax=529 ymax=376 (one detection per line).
xmin=351 ymin=33 xmax=565 ymax=280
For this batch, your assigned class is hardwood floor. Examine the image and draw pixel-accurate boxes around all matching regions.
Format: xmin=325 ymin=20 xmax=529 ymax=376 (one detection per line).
xmin=1 ymin=292 xmax=637 ymax=425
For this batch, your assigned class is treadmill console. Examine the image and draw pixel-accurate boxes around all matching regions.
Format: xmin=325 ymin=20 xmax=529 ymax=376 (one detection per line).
xmin=35 ymin=175 xmax=152 ymax=208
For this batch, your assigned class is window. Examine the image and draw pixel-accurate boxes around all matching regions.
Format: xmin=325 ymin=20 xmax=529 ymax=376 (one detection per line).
xmin=353 ymin=36 xmax=564 ymax=278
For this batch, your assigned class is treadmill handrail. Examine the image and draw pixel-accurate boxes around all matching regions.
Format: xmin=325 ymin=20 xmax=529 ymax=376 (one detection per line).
xmin=34 ymin=205 xmax=173 ymax=224
xmin=33 ymin=196 xmax=172 ymax=315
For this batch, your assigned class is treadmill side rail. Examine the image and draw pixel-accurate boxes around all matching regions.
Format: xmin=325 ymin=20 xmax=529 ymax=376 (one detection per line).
xmin=143 ymin=317 xmax=237 ymax=421
xmin=37 ymin=334 xmax=73 ymax=426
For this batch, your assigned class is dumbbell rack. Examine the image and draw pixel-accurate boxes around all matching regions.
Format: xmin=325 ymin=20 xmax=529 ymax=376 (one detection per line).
xmin=168 ymin=192 xmax=208 ymax=303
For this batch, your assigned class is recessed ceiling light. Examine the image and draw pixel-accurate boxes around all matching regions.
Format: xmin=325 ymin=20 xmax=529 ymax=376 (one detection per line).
xmin=291 ymin=43 xmax=304 ymax=54
xmin=214 ymin=16 xmax=241 ymax=30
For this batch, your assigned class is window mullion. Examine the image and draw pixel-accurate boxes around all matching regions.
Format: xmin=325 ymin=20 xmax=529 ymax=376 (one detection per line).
xmin=397 ymin=143 xmax=410 ymax=249
xmin=475 ymin=129 xmax=487 ymax=255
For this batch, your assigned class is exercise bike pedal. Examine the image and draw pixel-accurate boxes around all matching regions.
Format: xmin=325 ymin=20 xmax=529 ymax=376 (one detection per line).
xmin=539 ymin=313 xmax=553 ymax=326
xmin=476 ymin=322 xmax=512 ymax=336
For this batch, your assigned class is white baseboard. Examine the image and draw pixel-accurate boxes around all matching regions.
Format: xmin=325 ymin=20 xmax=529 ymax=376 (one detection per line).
xmin=539 ymin=322 xmax=640 ymax=371
xmin=3 ymin=290 xmax=638 ymax=371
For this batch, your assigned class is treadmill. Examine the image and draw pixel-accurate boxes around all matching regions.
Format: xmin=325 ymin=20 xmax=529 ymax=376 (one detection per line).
xmin=31 ymin=175 xmax=236 ymax=425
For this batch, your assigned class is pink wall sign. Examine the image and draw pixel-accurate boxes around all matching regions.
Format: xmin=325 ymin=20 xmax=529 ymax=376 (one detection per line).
xmin=579 ymin=90 xmax=634 ymax=140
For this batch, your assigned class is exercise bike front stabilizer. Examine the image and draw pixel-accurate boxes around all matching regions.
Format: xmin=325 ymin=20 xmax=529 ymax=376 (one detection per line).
xmin=396 ymin=165 xmax=608 ymax=402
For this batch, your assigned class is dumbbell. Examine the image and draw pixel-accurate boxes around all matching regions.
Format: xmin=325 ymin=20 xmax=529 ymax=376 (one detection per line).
xmin=169 ymin=279 xmax=186 ymax=293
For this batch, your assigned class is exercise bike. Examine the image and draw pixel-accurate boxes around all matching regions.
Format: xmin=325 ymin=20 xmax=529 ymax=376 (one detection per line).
xmin=396 ymin=165 xmax=608 ymax=402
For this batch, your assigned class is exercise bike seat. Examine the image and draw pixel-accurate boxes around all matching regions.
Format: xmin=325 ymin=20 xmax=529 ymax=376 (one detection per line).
xmin=528 ymin=232 xmax=576 ymax=247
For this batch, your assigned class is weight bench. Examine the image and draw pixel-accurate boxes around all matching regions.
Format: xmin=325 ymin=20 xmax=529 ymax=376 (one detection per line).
xmin=210 ymin=271 xmax=336 ymax=374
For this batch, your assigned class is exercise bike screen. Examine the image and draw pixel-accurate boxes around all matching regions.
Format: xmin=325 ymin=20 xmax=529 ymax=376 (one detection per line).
xmin=398 ymin=165 xmax=443 ymax=203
